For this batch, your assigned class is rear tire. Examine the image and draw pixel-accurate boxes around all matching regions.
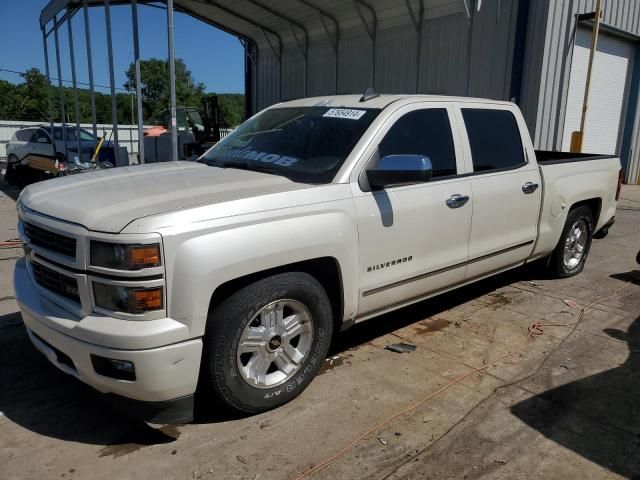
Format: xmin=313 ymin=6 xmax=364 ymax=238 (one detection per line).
xmin=550 ymin=205 xmax=594 ymax=278
xmin=202 ymin=272 xmax=333 ymax=413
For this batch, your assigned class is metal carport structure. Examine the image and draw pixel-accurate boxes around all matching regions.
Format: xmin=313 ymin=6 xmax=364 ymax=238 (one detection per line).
xmin=40 ymin=0 xmax=524 ymax=163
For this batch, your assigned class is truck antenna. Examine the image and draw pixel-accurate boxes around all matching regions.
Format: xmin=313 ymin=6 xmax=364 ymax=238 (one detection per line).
xmin=359 ymin=87 xmax=380 ymax=102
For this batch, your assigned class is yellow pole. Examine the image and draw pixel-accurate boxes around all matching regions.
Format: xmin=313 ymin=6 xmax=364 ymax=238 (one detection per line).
xmin=571 ymin=0 xmax=603 ymax=153
xmin=91 ymin=135 xmax=106 ymax=163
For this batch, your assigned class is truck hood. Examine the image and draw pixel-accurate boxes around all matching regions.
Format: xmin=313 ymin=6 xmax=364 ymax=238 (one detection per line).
xmin=20 ymin=162 xmax=313 ymax=233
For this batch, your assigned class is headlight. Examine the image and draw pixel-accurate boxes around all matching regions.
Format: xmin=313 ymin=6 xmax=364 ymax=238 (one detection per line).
xmin=93 ymin=283 xmax=163 ymax=314
xmin=90 ymin=242 xmax=161 ymax=270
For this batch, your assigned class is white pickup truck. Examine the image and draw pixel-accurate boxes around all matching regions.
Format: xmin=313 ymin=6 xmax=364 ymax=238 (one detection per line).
xmin=14 ymin=94 xmax=622 ymax=423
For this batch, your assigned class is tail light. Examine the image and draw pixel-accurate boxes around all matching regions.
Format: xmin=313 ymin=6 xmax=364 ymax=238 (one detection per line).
xmin=615 ymin=168 xmax=623 ymax=201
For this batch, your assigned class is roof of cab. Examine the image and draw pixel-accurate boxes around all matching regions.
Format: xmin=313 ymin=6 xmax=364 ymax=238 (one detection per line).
xmin=272 ymin=94 xmax=515 ymax=110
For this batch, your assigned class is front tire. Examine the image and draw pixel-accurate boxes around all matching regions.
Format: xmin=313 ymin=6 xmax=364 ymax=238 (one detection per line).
xmin=550 ymin=205 xmax=594 ymax=278
xmin=203 ymin=272 xmax=333 ymax=413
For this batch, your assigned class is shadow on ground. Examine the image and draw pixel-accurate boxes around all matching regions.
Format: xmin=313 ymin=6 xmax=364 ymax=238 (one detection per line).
xmin=511 ymin=313 xmax=640 ymax=479
xmin=611 ymin=269 xmax=640 ymax=286
xmin=0 ymin=311 xmax=178 ymax=450
xmin=332 ymin=261 xmax=548 ymax=354
xmin=0 ymin=261 xmax=547 ymax=447
xmin=0 ymin=177 xmax=21 ymax=201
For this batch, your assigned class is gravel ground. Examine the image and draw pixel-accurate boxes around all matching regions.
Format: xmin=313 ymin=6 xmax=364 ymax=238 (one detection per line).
xmin=1 ymin=178 xmax=639 ymax=480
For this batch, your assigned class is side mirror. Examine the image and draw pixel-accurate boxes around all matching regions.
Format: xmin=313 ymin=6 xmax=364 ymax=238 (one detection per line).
xmin=37 ymin=137 xmax=50 ymax=144
xmin=366 ymin=155 xmax=433 ymax=190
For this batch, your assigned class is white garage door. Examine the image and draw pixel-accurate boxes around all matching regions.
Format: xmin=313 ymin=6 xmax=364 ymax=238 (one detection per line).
xmin=562 ymin=29 xmax=633 ymax=155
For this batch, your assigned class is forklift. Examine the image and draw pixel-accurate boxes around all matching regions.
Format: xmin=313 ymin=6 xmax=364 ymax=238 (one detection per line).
xmin=143 ymin=94 xmax=222 ymax=162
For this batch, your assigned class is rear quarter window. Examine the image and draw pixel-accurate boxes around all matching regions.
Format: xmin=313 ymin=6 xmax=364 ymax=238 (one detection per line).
xmin=462 ymin=109 xmax=525 ymax=172
xmin=15 ymin=129 xmax=35 ymax=142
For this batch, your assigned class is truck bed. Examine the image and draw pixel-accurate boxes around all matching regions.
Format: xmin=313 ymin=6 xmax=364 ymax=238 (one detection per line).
xmin=535 ymin=150 xmax=615 ymax=165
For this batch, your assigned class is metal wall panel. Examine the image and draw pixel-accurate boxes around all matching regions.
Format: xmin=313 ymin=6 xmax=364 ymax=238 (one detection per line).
xmin=307 ymin=40 xmax=338 ymax=97
xmin=468 ymin=0 xmax=519 ymax=100
xmin=374 ymin=25 xmax=418 ymax=94
xmin=337 ymin=32 xmax=374 ymax=94
xmin=256 ymin=50 xmax=280 ymax=110
xmin=252 ymin=1 xmax=521 ymax=109
xmin=281 ymin=44 xmax=306 ymax=101
xmin=418 ymin=12 xmax=470 ymax=95
xmin=522 ymin=0 xmax=640 ymax=182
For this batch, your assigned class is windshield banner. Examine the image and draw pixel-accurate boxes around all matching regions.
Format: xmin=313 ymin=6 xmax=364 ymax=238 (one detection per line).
xmin=224 ymin=146 xmax=299 ymax=167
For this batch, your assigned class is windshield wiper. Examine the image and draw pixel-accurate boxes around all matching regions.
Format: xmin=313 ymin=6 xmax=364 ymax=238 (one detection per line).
xmin=235 ymin=114 xmax=305 ymax=139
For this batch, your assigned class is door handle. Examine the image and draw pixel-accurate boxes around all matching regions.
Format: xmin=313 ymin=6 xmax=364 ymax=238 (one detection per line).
xmin=522 ymin=181 xmax=539 ymax=194
xmin=446 ymin=194 xmax=470 ymax=209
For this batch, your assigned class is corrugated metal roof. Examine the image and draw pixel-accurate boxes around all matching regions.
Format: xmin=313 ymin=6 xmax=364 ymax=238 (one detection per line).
xmin=41 ymin=0 xmax=464 ymax=45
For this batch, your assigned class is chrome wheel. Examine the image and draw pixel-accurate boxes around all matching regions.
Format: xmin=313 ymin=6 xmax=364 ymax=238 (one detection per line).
xmin=236 ymin=299 xmax=314 ymax=389
xmin=563 ymin=219 xmax=588 ymax=269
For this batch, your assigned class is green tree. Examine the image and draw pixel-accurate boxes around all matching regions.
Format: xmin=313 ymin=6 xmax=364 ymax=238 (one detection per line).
xmin=20 ymin=68 xmax=50 ymax=120
xmin=124 ymin=58 xmax=205 ymax=124
xmin=216 ymin=93 xmax=244 ymax=127
xmin=0 ymin=63 xmax=245 ymax=129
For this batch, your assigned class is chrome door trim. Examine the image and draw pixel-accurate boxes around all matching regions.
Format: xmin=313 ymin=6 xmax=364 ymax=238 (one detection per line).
xmin=362 ymin=240 xmax=534 ymax=297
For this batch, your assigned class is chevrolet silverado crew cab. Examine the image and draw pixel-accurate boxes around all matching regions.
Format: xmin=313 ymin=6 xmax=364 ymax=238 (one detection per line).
xmin=14 ymin=94 xmax=622 ymax=423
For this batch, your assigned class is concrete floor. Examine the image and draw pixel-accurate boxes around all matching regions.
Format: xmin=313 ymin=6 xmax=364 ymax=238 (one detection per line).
xmin=0 ymin=179 xmax=638 ymax=480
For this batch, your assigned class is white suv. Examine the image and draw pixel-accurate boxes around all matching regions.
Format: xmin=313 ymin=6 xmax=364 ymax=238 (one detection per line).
xmin=4 ymin=125 xmax=101 ymax=186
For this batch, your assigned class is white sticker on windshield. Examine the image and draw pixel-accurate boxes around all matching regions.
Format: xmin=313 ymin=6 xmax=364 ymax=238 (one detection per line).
xmin=323 ymin=108 xmax=367 ymax=120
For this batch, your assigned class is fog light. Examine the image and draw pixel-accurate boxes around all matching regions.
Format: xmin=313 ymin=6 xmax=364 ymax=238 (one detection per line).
xmin=91 ymin=354 xmax=136 ymax=381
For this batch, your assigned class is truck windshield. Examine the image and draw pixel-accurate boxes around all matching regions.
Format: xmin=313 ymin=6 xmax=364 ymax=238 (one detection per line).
xmin=199 ymin=106 xmax=380 ymax=183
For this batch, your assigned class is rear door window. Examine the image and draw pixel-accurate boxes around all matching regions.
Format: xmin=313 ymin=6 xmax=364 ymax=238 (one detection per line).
xmin=461 ymin=109 xmax=525 ymax=172
xmin=16 ymin=129 xmax=36 ymax=142
xmin=378 ymin=108 xmax=457 ymax=178
xmin=30 ymin=129 xmax=51 ymax=144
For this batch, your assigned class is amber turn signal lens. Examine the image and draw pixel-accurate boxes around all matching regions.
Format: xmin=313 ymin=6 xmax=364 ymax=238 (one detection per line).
xmin=128 ymin=245 xmax=161 ymax=269
xmin=130 ymin=288 xmax=163 ymax=312
xmin=91 ymin=241 xmax=162 ymax=270
xmin=93 ymin=283 xmax=164 ymax=314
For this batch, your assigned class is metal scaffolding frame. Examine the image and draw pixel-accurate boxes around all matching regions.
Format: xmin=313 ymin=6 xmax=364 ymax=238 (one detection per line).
xmin=39 ymin=0 xmax=182 ymax=163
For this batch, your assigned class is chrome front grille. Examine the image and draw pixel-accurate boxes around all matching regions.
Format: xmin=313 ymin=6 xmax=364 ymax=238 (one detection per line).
xmin=31 ymin=261 xmax=81 ymax=303
xmin=24 ymin=222 xmax=76 ymax=259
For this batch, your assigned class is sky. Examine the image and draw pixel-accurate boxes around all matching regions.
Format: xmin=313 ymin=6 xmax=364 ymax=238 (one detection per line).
xmin=0 ymin=0 xmax=245 ymax=94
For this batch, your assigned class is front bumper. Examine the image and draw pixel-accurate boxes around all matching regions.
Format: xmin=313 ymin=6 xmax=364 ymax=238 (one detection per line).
xmin=14 ymin=258 xmax=202 ymax=423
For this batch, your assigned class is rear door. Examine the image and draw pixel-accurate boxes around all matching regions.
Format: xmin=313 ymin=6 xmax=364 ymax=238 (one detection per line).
xmin=26 ymin=128 xmax=56 ymax=172
xmin=11 ymin=128 xmax=37 ymax=160
xmin=455 ymin=105 xmax=541 ymax=280
xmin=352 ymin=103 xmax=473 ymax=316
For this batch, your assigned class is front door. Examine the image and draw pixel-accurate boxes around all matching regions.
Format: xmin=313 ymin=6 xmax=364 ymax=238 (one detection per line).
xmin=352 ymin=104 xmax=473 ymax=317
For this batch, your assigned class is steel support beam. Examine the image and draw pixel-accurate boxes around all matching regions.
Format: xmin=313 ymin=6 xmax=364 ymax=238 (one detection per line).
xmin=131 ymin=0 xmax=145 ymax=164
xmin=41 ymin=26 xmax=55 ymax=145
xmin=246 ymin=0 xmax=309 ymax=97
xmin=67 ymin=6 xmax=82 ymax=160
xmin=167 ymin=0 xmax=178 ymax=162
xmin=82 ymin=0 xmax=97 ymax=138
xmin=404 ymin=0 xmax=425 ymax=93
xmin=353 ymin=0 xmax=377 ymax=88
xmin=104 ymin=0 xmax=119 ymax=148
xmin=297 ymin=0 xmax=340 ymax=94
xmin=53 ymin=16 xmax=68 ymax=159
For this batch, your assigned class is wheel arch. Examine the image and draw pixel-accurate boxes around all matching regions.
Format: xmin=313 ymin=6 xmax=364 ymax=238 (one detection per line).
xmin=207 ymin=257 xmax=345 ymax=334
xmin=568 ymin=197 xmax=602 ymax=226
